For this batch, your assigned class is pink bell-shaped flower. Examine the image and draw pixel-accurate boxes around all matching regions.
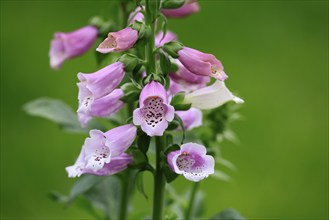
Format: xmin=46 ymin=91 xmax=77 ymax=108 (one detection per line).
xmin=96 ymin=27 xmax=138 ymax=53
xmin=133 ymin=81 xmax=175 ymax=136
xmin=167 ymin=143 xmax=215 ymax=182
xmin=49 ymin=26 xmax=98 ymax=69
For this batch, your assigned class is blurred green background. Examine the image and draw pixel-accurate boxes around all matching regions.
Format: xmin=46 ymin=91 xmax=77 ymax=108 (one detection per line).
xmin=1 ymin=0 xmax=328 ymax=219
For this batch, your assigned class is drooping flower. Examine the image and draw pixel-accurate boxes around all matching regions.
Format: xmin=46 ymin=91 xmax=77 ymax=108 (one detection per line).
xmin=77 ymin=88 xmax=124 ymax=127
xmin=77 ymin=62 xmax=125 ymax=127
xmin=133 ymin=81 xmax=175 ymax=136
xmin=176 ymin=108 xmax=202 ymax=130
xmin=184 ymin=81 xmax=244 ymax=110
xmin=96 ymin=27 xmax=138 ymax=53
xmin=168 ymin=59 xmax=210 ymax=96
xmin=161 ymin=0 xmax=200 ymax=18
xmin=155 ymin=31 xmax=177 ymax=47
xmin=128 ymin=6 xmax=144 ymax=24
xmin=49 ymin=26 xmax=98 ymax=69
xmin=178 ymin=47 xmax=228 ymax=81
xmin=66 ymin=125 xmax=137 ymax=177
xmin=167 ymin=143 xmax=214 ymax=182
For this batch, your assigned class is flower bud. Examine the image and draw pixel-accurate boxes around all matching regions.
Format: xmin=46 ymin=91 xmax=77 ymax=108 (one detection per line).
xmin=162 ymin=0 xmax=185 ymax=9
xmin=161 ymin=0 xmax=200 ymax=18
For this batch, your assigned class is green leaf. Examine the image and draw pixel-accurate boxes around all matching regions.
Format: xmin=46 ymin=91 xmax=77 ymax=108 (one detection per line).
xmin=67 ymin=175 xmax=107 ymax=204
xmin=210 ymin=208 xmax=245 ymax=220
xmin=170 ymin=92 xmax=185 ymax=105
xmin=121 ymin=90 xmax=141 ymax=103
xmin=137 ymin=133 xmax=151 ymax=154
xmin=118 ymin=53 xmax=140 ymax=72
xmin=23 ymin=97 xmax=86 ymax=133
xmin=84 ymin=176 xmax=121 ymax=219
xmin=163 ymin=42 xmax=183 ymax=58
xmin=48 ymin=191 xmax=68 ymax=204
xmin=161 ymin=162 xmax=179 ymax=183
xmin=173 ymin=103 xmax=192 ymax=111
xmin=211 ymin=170 xmax=231 ymax=182
xmin=129 ymin=148 xmax=148 ymax=168
xmin=135 ymin=171 xmax=148 ymax=200
xmin=174 ymin=114 xmax=185 ymax=144
xmin=164 ymin=144 xmax=180 ymax=154
xmin=159 ymin=50 xmax=171 ymax=76
xmin=160 ymin=14 xmax=168 ymax=42
xmin=74 ymin=197 xmax=104 ymax=220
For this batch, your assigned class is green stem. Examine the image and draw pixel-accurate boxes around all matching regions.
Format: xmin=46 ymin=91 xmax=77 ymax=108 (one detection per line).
xmin=118 ymin=170 xmax=131 ymax=220
xmin=145 ymin=0 xmax=157 ymax=74
xmin=185 ymin=182 xmax=200 ymax=220
xmin=152 ymin=136 xmax=166 ymax=220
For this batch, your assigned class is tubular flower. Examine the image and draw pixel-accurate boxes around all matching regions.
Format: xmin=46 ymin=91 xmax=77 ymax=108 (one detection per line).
xmin=178 ymin=47 xmax=228 ymax=81
xmin=133 ymin=81 xmax=175 ymax=136
xmin=49 ymin=26 xmax=98 ymax=69
xmin=176 ymin=108 xmax=202 ymax=130
xmin=66 ymin=125 xmax=137 ymax=177
xmin=155 ymin=31 xmax=177 ymax=47
xmin=96 ymin=27 xmax=138 ymax=53
xmin=77 ymin=62 xmax=125 ymax=127
xmin=161 ymin=0 xmax=200 ymax=18
xmin=184 ymin=81 xmax=244 ymax=110
xmin=169 ymin=59 xmax=210 ymax=95
xmin=167 ymin=143 xmax=215 ymax=182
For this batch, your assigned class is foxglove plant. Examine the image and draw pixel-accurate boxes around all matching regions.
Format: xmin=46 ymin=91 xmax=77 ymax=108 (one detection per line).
xmin=25 ymin=0 xmax=245 ymax=219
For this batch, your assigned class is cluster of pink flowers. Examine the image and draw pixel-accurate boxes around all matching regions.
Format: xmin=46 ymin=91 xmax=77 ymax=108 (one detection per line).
xmin=50 ymin=0 xmax=243 ymax=183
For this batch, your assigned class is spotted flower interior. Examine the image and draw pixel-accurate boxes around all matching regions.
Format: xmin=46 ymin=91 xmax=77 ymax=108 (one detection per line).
xmin=141 ymin=97 xmax=166 ymax=128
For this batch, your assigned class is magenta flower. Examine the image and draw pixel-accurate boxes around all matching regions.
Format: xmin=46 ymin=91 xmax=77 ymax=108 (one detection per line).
xmin=167 ymin=143 xmax=214 ymax=182
xmin=133 ymin=81 xmax=175 ymax=136
xmin=161 ymin=0 xmax=200 ymax=18
xmin=176 ymin=108 xmax=202 ymax=130
xmin=49 ymin=26 xmax=98 ymax=70
xmin=77 ymin=62 xmax=125 ymax=127
xmin=77 ymin=88 xmax=124 ymax=127
xmin=169 ymin=59 xmax=210 ymax=95
xmin=96 ymin=27 xmax=138 ymax=53
xmin=178 ymin=47 xmax=228 ymax=81
xmin=128 ymin=6 xmax=144 ymax=24
xmin=155 ymin=31 xmax=177 ymax=47
xmin=66 ymin=124 xmax=137 ymax=177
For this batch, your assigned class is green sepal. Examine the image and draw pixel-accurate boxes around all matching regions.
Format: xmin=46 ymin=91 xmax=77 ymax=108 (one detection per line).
xmin=134 ymin=170 xmax=149 ymax=200
xmin=161 ymin=0 xmax=185 ymax=9
xmin=130 ymin=20 xmax=151 ymax=46
xmin=163 ymin=42 xmax=183 ymax=58
xmin=173 ymin=103 xmax=192 ymax=111
xmin=137 ymin=132 xmax=151 ymax=154
xmin=118 ymin=53 xmax=141 ymax=72
xmin=129 ymin=147 xmax=149 ymax=168
xmin=120 ymin=90 xmax=140 ymax=103
xmin=164 ymin=144 xmax=180 ymax=154
xmin=161 ymin=161 xmax=179 ymax=183
xmin=159 ymin=50 xmax=172 ymax=76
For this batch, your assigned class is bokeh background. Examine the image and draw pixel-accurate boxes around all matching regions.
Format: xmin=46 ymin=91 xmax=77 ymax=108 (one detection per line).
xmin=1 ymin=0 xmax=328 ymax=219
